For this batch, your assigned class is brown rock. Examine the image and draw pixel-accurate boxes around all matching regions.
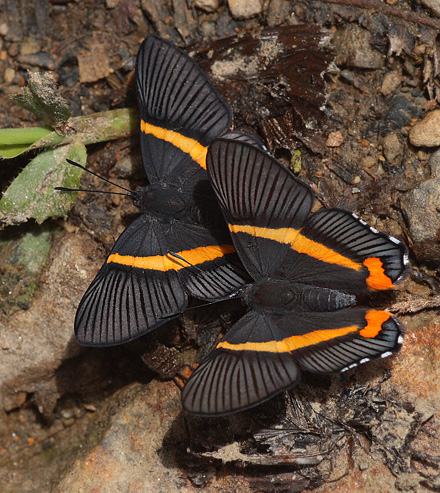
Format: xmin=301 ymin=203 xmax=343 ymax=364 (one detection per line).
xmin=194 ymin=0 xmax=219 ymax=12
xmin=409 ymin=110 xmax=440 ymax=147
xmin=4 ymin=67 xmax=15 ymax=84
xmin=382 ymin=133 xmax=402 ymax=162
xmin=326 ymin=130 xmax=344 ymax=147
xmin=78 ymin=35 xmax=110 ymax=83
xmin=381 ymin=69 xmax=402 ymax=97
xmin=55 ymin=381 xmax=190 ymax=492
xmin=362 ymin=156 xmax=377 ymax=168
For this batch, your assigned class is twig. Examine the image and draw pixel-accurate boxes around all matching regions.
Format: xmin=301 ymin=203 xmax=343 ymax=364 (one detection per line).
xmin=390 ymin=295 xmax=440 ymax=314
xmin=321 ymin=0 xmax=440 ymax=31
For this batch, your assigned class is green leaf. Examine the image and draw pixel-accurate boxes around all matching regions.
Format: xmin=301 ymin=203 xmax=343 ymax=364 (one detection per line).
xmin=0 ymin=107 xmax=138 ymax=159
xmin=290 ymin=149 xmax=302 ymax=174
xmin=0 ymin=126 xmax=53 ymax=159
xmin=0 ymin=141 xmax=87 ymax=227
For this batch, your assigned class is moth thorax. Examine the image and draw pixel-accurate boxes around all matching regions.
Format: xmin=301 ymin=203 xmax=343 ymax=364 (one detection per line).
xmin=248 ymin=280 xmax=356 ymax=312
xmin=132 ymin=184 xmax=189 ymax=219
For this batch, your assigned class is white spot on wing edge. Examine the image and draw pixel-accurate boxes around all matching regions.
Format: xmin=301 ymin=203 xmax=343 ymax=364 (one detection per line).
xmin=380 ymin=351 xmax=393 ymax=359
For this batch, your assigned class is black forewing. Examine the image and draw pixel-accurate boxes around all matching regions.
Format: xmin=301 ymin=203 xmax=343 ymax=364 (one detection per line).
xmin=206 ymin=139 xmax=314 ymax=280
xmin=275 ymin=208 xmax=408 ymax=293
xmin=75 ymin=215 xmax=247 ymax=346
xmin=136 ymin=34 xmax=231 ymax=186
xmin=181 ymin=310 xmax=301 ymax=416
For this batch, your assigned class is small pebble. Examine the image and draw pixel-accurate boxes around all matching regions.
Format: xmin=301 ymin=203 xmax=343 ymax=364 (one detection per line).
xmin=60 ymin=409 xmax=74 ymax=419
xmin=0 ymin=23 xmax=8 ymax=36
xmin=8 ymin=43 xmax=19 ymax=57
xmin=4 ymin=67 xmax=15 ymax=85
xmin=381 ymin=69 xmax=402 ymax=97
xmin=228 ymin=0 xmax=262 ymax=19
xmin=362 ymin=156 xmax=377 ymax=168
xmin=429 ymin=148 xmax=440 ymax=178
xmin=382 ymin=133 xmax=402 ymax=162
xmin=17 ymin=53 xmax=55 ymax=70
xmin=195 ymin=0 xmax=219 ymax=12
xmin=416 ymin=150 xmax=430 ymax=162
xmin=325 ymin=131 xmax=344 ymax=147
xmin=20 ymin=38 xmax=40 ymax=56
xmin=409 ymin=110 xmax=440 ymax=147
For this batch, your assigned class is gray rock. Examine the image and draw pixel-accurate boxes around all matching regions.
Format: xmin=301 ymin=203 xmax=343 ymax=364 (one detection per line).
xmin=420 ymin=0 xmax=440 ymax=16
xmin=332 ymin=24 xmax=385 ymax=69
xmin=400 ymin=150 xmax=440 ymax=243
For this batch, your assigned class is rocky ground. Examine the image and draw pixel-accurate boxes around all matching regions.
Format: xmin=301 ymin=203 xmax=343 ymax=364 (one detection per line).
xmin=1 ymin=0 xmax=440 ymax=491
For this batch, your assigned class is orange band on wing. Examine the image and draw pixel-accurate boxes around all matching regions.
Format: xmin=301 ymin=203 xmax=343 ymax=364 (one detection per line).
xmin=360 ymin=310 xmax=391 ymax=338
xmin=141 ymin=120 xmax=208 ymax=169
xmin=217 ymin=325 xmax=359 ymax=353
xmin=364 ymin=257 xmax=394 ymax=290
xmin=107 ymin=244 xmax=235 ymax=272
xmin=229 ymin=224 xmax=361 ymax=271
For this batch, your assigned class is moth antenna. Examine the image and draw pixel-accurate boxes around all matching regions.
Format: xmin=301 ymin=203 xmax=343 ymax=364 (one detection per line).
xmin=65 ymin=159 xmax=132 ymax=193
xmin=55 ymin=186 xmax=130 ymax=196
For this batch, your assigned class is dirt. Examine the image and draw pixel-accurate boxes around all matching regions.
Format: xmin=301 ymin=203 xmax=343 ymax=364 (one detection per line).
xmin=1 ymin=0 xmax=440 ymax=491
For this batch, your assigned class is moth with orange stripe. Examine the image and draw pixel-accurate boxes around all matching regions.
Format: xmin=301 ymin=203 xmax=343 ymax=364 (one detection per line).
xmin=75 ymin=35 xmax=260 ymax=346
xmin=181 ymin=138 xmax=409 ymax=416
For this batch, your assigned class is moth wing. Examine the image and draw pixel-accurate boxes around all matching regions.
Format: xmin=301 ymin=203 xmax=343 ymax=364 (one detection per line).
xmin=275 ymin=208 xmax=409 ymax=293
xmin=207 ymin=139 xmax=314 ymax=280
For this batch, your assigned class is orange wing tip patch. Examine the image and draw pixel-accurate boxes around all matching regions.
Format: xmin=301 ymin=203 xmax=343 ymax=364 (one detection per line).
xmin=360 ymin=310 xmax=392 ymax=338
xmin=228 ymin=224 xmax=361 ymax=272
xmin=141 ymin=120 xmax=208 ymax=169
xmin=217 ymin=325 xmax=359 ymax=353
xmin=107 ymin=244 xmax=235 ymax=272
xmin=364 ymin=257 xmax=394 ymax=290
